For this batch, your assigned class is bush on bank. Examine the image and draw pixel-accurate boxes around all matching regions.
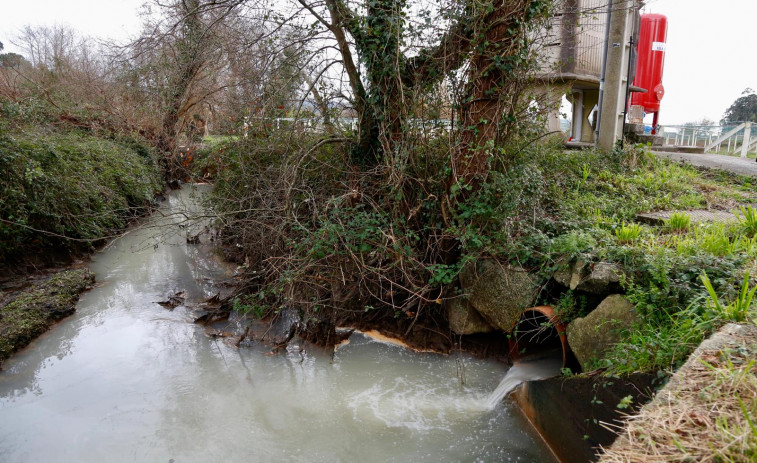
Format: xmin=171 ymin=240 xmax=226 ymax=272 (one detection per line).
xmin=198 ymin=130 xmax=757 ymax=374
xmin=0 ymin=99 xmax=163 ymax=264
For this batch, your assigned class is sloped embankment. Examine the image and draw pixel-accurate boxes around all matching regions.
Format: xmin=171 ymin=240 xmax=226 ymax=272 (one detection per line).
xmin=0 ymin=124 xmax=162 ymax=271
xmin=600 ymin=323 xmax=757 ymax=462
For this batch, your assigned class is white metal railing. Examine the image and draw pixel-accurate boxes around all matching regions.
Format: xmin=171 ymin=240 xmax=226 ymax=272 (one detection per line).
xmin=660 ymin=123 xmax=755 ymax=157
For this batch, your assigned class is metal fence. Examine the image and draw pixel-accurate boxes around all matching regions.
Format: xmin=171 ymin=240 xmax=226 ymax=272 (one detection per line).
xmin=660 ymin=122 xmax=755 ymax=156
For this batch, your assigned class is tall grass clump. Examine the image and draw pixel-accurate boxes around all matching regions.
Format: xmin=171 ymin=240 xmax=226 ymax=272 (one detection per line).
xmin=615 ymin=223 xmax=642 ymax=244
xmin=736 ymin=205 xmax=757 ymax=238
xmin=701 ymin=271 xmax=757 ymax=323
xmin=666 ymin=211 xmax=691 ymax=233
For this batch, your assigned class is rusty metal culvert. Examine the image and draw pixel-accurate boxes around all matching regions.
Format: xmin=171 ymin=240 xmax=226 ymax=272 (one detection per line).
xmin=508 ymin=306 xmax=570 ymax=367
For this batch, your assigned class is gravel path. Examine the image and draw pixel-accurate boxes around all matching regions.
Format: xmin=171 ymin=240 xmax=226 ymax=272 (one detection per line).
xmin=653 ymin=151 xmax=757 ymax=177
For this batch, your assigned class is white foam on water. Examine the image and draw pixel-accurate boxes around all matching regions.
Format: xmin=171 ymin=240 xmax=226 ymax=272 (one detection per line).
xmin=346 ymin=357 xmax=563 ymax=432
xmin=348 ymin=377 xmax=492 ymax=432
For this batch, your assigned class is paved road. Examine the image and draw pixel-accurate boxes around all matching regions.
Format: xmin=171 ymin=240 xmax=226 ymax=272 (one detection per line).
xmin=653 ymin=151 xmax=757 ymax=177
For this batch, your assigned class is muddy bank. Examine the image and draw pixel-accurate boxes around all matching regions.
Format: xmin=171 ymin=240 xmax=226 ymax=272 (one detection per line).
xmin=0 ymin=268 xmax=94 ymax=367
xmin=335 ymin=310 xmax=516 ymax=361
xmin=206 ymin=302 xmax=518 ymax=364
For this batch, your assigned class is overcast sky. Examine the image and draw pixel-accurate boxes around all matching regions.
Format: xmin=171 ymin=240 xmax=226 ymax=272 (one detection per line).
xmin=0 ymin=1 xmax=145 ymax=50
xmin=1 ymin=0 xmax=755 ymax=126
xmin=644 ymin=0 xmax=757 ymax=125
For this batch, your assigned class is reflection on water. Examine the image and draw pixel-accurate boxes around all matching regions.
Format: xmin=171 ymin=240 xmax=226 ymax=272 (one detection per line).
xmin=0 ymin=185 xmax=556 ymax=463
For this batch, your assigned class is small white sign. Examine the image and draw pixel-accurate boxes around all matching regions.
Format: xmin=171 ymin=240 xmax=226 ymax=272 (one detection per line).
xmin=652 ymin=42 xmax=666 ymax=52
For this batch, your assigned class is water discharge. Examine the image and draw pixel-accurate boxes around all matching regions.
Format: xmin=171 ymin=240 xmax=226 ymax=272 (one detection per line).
xmin=0 ymin=185 xmax=557 ymax=463
xmin=484 ymin=358 xmax=563 ymax=410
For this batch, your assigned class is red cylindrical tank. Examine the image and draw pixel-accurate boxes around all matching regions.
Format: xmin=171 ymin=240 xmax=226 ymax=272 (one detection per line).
xmin=631 ymin=14 xmax=668 ymax=114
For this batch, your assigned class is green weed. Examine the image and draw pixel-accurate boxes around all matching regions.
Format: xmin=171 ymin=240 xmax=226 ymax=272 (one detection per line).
xmin=553 ymin=290 xmax=589 ymax=323
xmin=551 ymin=231 xmax=598 ymax=259
xmin=666 ymin=212 xmax=691 ymax=233
xmin=599 ymin=303 xmax=711 ymax=373
xmin=701 ymin=271 xmax=757 ymax=323
xmin=615 ymin=223 xmax=642 ymax=244
xmin=231 ymin=295 xmax=266 ymax=319
xmin=575 ymin=162 xmax=590 ymax=193
xmin=698 ymin=226 xmax=734 ymax=257
xmin=736 ymin=205 xmax=757 ymax=238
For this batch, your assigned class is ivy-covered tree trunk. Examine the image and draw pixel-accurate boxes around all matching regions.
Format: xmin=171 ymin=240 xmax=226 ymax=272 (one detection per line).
xmin=314 ymin=0 xmax=547 ymax=172
xmin=360 ymin=0 xmax=408 ymax=160
xmin=452 ymin=0 xmax=539 ymax=187
xmin=324 ymin=0 xmax=409 ymax=166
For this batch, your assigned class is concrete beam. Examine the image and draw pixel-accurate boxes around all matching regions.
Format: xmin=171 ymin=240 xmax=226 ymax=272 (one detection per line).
xmin=597 ymin=1 xmax=636 ymax=151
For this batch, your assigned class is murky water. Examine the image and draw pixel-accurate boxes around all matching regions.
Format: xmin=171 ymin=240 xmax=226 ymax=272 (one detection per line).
xmin=0 ymin=186 xmax=556 ymax=463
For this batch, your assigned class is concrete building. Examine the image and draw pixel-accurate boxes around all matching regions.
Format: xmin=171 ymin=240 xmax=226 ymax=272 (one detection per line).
xmin=538 ymin=0 xmax=644 ymax=150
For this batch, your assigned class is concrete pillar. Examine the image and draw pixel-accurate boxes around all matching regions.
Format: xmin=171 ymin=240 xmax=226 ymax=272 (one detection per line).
xmin=597 ymin=0 xmax=635 ymax=151
xmin=581 ymin=90 xmax=599 ymax=143
xmin=741 ymin=122 xmax=752 ymax=158
xmin=571 ymin=90 xmax=584 ymax=141
xmin=547 ymin=109 xmax=562 ymax=135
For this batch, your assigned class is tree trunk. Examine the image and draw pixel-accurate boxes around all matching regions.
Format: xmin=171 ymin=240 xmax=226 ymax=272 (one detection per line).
xmin=452 ymin=0 xmax=534 ymax=187
xmin=362 ymin=0 xmax=407 ymax=159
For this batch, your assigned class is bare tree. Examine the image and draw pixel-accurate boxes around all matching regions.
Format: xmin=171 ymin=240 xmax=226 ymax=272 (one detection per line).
xmin=289 ymin=0 xmax=550 ymax=184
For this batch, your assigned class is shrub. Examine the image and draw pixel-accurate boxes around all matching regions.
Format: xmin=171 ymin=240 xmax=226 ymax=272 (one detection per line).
xmin=0 ymin=125 xmax=161 ymax=261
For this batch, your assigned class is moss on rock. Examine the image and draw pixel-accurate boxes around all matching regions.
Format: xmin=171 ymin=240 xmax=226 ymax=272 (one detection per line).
xmin=575 ymin=262 xmax=623 ymax=295
xmin=0 ymin=268 xmax=94 ymax=366
xmin=567 ymin=294 xmax=640 ymax=371
xmin=446 ymin=297 xmax=494 ymax=335
xmin=460 ymin=260 xmax=541 ymax=331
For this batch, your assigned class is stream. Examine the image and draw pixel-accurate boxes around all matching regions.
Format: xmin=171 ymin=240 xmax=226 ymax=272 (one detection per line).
xmin=0 ymin=185 xmax=557 ymax=463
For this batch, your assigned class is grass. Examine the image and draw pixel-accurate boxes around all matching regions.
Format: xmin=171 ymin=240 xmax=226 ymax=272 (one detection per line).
xmin=736 ymin=206 xmax=757 ymax=238
xmin=553 ymin=152 xmax=718 ymax=229
xmin=600 ymin=263 xmax=757 ymax=375
xmin=666 ymin=212 xmax=691 ymax=233
xmin=616 ymin=223 xmax=642 ymax=244
xmin=533 ymin=145 xmax=757 ymax=374
xmin=600 ymin=325 xmax=757 ymax=462
xmin=702 ymin=271 xmax=757 ymax=323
